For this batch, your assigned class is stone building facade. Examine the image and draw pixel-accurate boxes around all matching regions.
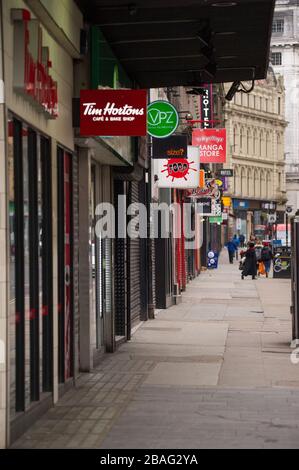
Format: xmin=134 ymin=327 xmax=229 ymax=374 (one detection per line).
xmin=223 ymin=71 xmax=287 ymax=239
xmin=271 ymin=0 xmax=299 ymax=213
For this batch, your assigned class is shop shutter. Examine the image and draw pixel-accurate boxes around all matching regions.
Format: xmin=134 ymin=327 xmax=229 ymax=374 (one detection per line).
xmin=128 ymin=181 xmax=141 ymax=330
xmin=114 ymin=180 xmax=127 ymax=337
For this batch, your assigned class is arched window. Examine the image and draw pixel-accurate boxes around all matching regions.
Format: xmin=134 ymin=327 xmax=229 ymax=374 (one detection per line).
xmin=277 ymin=133 xmax=282 ymax=160
xmin=234 ymin=166 xmax=241 ymax=195
xmin=259 ymin=131 xmax=264 ymax=157
xmin=253 ymin=129 xmax=258 ymax=156
xmin=247 ymin=169 xmax=253 ymax=197
xmin=266 ymin=132 xmax=271 ymax=158
xmin=266 ymin=172 xmax=272 ymax=199
xmin=254 ymin=169 xmax=260 ymax=198
xmin=247 ymin=129 xmax=252 ymax=155
xmin=241 ymin=167 xmax=247 ymax=196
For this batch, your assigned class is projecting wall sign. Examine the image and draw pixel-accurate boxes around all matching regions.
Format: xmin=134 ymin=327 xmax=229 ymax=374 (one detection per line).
xmin=156 ymin=146 xmax=199 ymax=188
xmin=147 ymin=100 xmax=179 ymax=138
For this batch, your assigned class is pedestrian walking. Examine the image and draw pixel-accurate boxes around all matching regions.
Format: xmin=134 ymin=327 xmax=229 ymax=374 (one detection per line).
xmin=225 ymin=239 xmax=236 ymax=264
xmin=241 ymin=242 xmax=257 ymax=280
xmin=239 ymin=233 xmax=245 ymax=248
xmin=254 ymin=238 xmax=264 ymax=276
xmin=232 ymin=234 xmax=240 ymax=260
xmin=261 ymin=241 xmax=273 ymax=278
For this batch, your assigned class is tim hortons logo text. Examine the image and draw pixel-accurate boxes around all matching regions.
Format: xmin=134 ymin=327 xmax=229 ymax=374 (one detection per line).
xmin=82 ymin=102 xmax=145 ymax=122
xmin=11 ymin=9 xmax=58 ymax=119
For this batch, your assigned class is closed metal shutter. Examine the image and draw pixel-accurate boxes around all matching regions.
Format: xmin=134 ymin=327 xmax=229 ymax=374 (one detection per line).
xmin=72 ymin=152 xmax=80 ymax=377
xmin=128 ymin=181 xmax=141 ymax=330
xmin=114 ymin=180 xmax=127 ymax=337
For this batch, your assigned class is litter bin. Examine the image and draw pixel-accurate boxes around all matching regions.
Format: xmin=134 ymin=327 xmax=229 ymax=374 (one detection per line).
xmin=273 ymin=246 xmax=291 ymax=279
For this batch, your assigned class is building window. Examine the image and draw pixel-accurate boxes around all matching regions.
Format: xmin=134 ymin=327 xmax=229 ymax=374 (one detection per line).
xmin=271 ymin=52 xmax=282 ymax=66
xmin=272 ymin=19 xmax=284 ymax=33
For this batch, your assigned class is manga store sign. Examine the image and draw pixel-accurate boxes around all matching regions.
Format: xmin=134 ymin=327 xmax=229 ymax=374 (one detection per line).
xmin=80 ymin=89 xmax=147 ymax=136
xmin=11 ymin=9 xmax=58 ymax=119
xmin=192 ymin=128 xmax=226 ymax=163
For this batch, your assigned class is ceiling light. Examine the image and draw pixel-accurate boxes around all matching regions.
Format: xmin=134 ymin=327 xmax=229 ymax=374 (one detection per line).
xmin=215 ymin=31 xmax=237 ymax=36
xmin=212 ymin=2 xmax=237 ymax=6
xmin=219 ymin=56 xmax=237 ymax=60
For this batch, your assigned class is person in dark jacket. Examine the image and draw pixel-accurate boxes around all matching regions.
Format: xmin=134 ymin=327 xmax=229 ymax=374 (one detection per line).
xmin=225 ymin=239 xmax=236 ymax=264
xmin=241 ymin=242 xmax=257 ymax=280
xmin=261 ymin=241 xmax=273 ymax=278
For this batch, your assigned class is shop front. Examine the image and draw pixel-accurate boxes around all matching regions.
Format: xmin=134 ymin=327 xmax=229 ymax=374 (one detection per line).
xmin=1 ymin=0 xmax=83 ymax=446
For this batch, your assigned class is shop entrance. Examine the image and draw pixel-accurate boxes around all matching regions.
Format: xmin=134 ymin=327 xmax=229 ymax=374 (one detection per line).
xmin=57 ymin=148 xmax=74 ymax=383
xmin=8 ymin=116 xmax=53 ymax=421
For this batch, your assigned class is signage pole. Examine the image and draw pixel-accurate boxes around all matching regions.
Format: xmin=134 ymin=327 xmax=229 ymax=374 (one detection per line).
xmin=286 ymin=212 xmax=289 ymax=248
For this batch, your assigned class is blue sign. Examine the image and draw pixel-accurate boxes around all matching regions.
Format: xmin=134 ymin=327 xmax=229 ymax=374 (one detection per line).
xmin=207 ymin=251 xmax=219 ymax=269
xmin=233 ymin=199 xmax=249 ymax=209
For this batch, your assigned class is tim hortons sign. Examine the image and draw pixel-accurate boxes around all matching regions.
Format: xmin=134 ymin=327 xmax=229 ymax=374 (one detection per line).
xmin=11 ymin=9 xmax=58 ymax=119
xmin=80 ymin=89 xmax=147 ymax=136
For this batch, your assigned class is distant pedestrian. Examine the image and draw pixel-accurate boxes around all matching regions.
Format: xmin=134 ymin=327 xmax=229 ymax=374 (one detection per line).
xmin=225 ymin=239 xmax=236 ymax=264
xmin=239 ymin=234 xmax=245 ymax=248
xmin=255 ymin=238 xmax=263 ymax=276
xmin=241 ymin=242 xmax=257 ymax=280
xmin=261 ymin=242 xmax=273 ymax=278
xmin=232 ymin=234 xmax=240 ymax=260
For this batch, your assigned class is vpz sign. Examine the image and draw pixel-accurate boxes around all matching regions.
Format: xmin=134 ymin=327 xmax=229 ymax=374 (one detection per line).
xmin=147 ymin=100 xmax=179 ymax=138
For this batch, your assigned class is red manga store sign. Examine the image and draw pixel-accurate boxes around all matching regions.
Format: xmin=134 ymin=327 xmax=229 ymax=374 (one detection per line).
xmin=11 ymin=9 xmax=58 ymax=119
xmin=80 ymin=89 xmax=147 ymax=136
xmin=192 ymin=128 xmax=226 ymax=163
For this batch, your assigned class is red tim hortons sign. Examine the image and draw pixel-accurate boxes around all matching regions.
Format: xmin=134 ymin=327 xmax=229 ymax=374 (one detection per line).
xmin=192 ymin=128 xmax=226 ymax=164
xmin=80 ymin=89 xmax=147 ymax=136
xmin=11 ymin=9 xmax=58 ymax=119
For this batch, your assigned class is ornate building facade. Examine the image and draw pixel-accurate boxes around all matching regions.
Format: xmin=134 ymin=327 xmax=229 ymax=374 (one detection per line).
xmin=271 ymin=0 xmax=299 ymax=214
xmin=223 ymin=71 xmax=287 ymax=239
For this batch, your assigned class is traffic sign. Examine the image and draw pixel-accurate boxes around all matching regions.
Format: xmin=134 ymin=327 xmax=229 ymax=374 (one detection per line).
xmin=147 ymin=100 xmax=179 ymax=138
xmin=286 ymin=206 xmax=293 ymax=214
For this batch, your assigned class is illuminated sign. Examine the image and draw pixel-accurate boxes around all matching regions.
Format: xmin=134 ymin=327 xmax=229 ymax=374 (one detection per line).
xmin=156 ymin=146 xmax=199 ymax=188
xmin=80 ymin=89 xmax=147 ymax=136
xmin=152 ymin=135 xmax=187 ymax=159
xmin=192 ymin=128 xmax=227 ymax=163
xmin=147 ymin=101 xmax=179 ymax=138
xmin=12 ymin=9 xmax=58 ymax=119
xmin=200 ymin=84 xmax=214 ymax=129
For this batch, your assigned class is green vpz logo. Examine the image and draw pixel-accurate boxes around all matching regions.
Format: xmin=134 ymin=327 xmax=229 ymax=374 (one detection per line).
xmin=147 ymin=100 xmax=179 ymax=138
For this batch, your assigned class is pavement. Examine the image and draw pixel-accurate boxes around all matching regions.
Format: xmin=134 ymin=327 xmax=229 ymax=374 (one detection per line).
xmin=12 ymin=252 xmax=299 ymax=449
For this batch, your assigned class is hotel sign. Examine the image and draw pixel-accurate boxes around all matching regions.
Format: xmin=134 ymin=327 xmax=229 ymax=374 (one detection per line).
xmin=11 ymin=9 xmax=58 ymax=119
xmin=80 ymin=89 xmax=147 ymax=136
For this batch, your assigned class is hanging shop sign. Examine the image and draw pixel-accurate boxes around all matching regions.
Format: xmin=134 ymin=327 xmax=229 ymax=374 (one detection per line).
xmin=233 ymin=199 xmax=249 ymax=210
xmin=212 ymin=201 xmax=222 ymax=216
xmin=11 ymin=9 xmax=58 ymax=119
xmin=80 ymin=89 xmax=147 ymax=136
xmin=209 ymin=216 xmax=223 ymax=224
xmin=156 ymin=146 xmax=199 ymax=188
xmin=192 ymin=128 xmax=226 ymax=163
xmin=200 ymin=84 xmax=214 ymax=129
xmin=217 ymin=169 xmax=234 ymax=177
xmin=199 ymin=169 xmax=205 ymax=188
xmin=147 ymin=100 xmax=179 ymax=138
xmin=196 ymin=197 xmax=213 ymax=215
xmin=152 ymin=134 xmax=187 ymax=159
xmin=222 ymin=196 xmax=232 ymax=208
xmin=185 ymin=178 xmax=221 ymax=200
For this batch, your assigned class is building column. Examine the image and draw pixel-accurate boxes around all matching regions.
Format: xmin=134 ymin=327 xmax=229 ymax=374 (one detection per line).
xmin=51 ymin=139 xmax=59 ymax=404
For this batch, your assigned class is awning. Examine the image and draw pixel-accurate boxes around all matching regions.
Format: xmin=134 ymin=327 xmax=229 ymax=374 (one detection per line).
xmin=76 ymin=0 xmax=275 ymax=88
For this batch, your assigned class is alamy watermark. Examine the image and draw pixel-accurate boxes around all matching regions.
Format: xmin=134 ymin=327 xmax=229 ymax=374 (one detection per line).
xmin=94 ymin=196 xmax=204 ymax=249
